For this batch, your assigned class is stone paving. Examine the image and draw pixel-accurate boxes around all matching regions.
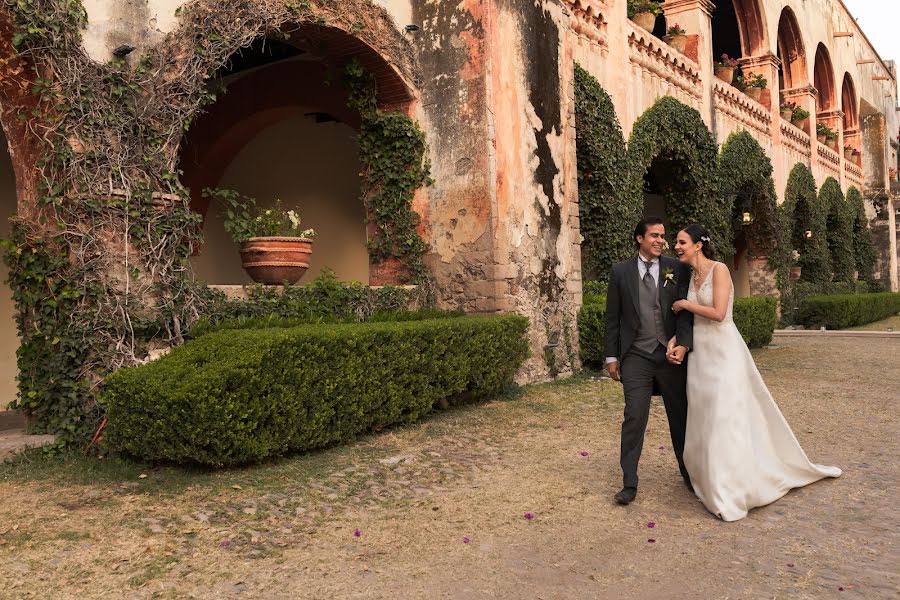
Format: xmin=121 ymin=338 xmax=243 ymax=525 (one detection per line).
xmin=0 ymin=335 xmax=896 ymax=598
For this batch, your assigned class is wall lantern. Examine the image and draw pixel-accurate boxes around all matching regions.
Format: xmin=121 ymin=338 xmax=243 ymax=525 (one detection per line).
xmin=804 ymin=230 xmax=813 ymax=239
xmin=742 ymin=211 xmax=752 ymax=224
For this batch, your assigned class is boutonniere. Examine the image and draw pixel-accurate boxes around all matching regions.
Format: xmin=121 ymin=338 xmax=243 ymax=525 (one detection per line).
xmin=663 ymin=268 xmax=675 ymax=287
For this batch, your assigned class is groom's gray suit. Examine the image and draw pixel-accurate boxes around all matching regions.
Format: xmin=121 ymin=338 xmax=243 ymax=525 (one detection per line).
xmin=604 ymin=255 xmax=694 ymax=490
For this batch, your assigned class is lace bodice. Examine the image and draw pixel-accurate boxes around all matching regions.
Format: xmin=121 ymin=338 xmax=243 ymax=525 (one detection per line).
xmin=687 ymin=261 xmax=733 ymax=324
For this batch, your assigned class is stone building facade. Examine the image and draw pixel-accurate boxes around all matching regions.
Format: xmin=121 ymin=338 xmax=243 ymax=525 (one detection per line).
xmin=0 ymin=0 xmax=897 ymax=404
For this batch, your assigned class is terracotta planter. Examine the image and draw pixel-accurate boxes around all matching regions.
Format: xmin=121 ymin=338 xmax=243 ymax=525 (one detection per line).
xmin=844 ymin=148 xmax=853 ymax=160
xmin=666 ymin=34 xmax=687 ymax=53
xmin=816 ymin=134 xmax=826 ymax=144
xmin=790 ymin=266 xmax=801 ymax=281
xmin=746 ymin=87 xmax=763 ymax=103
xmin=781 ymin=108 xmax=794 ymax=121
xmin=827 ymin=139 xmax=838 ymax=151
xmin=239 ymin=236 xmax=313 ymax=285
xmin=790 ymin=116 xmax=807 ymax=131
xmin=632 ymin=12 xmax=657 ymax=31
xmin=714 ymin=66 xmax=735 ymax=84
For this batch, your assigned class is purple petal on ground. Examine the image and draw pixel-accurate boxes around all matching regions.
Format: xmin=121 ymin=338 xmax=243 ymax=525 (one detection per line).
xmin=463 ymin=536 xmax=470 ymax=544
xmin=647 ymin=538 xmax=656 ymax=543
xmin=647 ymin=521 xmax=656 ymax=528
xmin=524 ymin=512 xmax=534 ymax=521
xmin=580 ymin=451 xmax=589 ymax=457
xmin=787 ymin=562 xmax=795 ymax=568
xmin=838 ymin=587 xmax=844 ymax=592
xmin=354 ymin=529 xmax=361 ymax=537
xmin=659 ymin=445 xmax=665 ymax=450
xmin=219 ymin=539 xmax=232 ymax=548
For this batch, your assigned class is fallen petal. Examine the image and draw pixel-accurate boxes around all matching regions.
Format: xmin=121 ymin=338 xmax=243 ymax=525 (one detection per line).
xmin=647 ymin=521 xmax=656 ymax=528
xmin=219 ymin=539 xmax=232 ymax=548
xmin=524 ymin=513 xmax=534 ymax=521
xmin=786 ymin=562 xmax=795 ymax=568
xmin=354 ymin=529 xmax=361 ymax=537
xmin=580 ymin=451 xmax=589 ymax=457
xmin=463 ymin=536 xmax=470 ymax=544
xmin=647 ymin=538 xmax=656 ymax=543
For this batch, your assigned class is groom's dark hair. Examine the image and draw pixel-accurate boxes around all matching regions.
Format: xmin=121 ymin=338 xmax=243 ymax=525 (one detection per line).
xmin=634 ymin=216 xmax=665 ymax=247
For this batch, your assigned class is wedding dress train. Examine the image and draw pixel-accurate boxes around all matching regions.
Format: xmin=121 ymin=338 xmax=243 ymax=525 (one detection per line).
xmin=682 ymin=263 xmax=841 ymax=521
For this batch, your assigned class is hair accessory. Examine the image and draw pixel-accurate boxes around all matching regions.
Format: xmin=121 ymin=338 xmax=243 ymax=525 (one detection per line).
xmin=700 ymin=235 xmax=711 ymax=242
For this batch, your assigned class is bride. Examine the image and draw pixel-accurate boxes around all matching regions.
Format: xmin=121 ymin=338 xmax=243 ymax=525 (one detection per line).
xmin=670 ymin=223 xmax=841 ymax=522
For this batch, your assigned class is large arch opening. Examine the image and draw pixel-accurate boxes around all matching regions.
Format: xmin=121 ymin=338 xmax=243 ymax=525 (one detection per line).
xmin=179 ymin=26 xmax=414 ymax=286
xmin=814 ymin=43 xmax=836 ymax=113
xmin=0 ymin=129 xmax=16 ymax=409
xmin=776 ymin=8 xmax=807 ymax=91
xmin=711 ymin=0 xmax=767 ymax=61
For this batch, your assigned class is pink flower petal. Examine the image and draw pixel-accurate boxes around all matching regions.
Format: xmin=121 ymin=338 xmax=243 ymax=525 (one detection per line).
xmin=838 ymin=587 xmax=844 ymax=592
xmin=580 ymin=451 xmax=589 ymax=457
xmin=463 ymin=536 xmax=470 ymax=544
xmin=647 ymin=538 xmax=656 ymax=543
xmin=786 ymin=562 xmax=795 ymax=568
xmin=354 ymin=529 xmax=361 ymax=537
xmin=524 ymin=512 xmax=534 ymax=521
xmin=219 ymin=539 xmax=232 ymax=548
xmin=647 ymin=521 xmax=656 ymax=528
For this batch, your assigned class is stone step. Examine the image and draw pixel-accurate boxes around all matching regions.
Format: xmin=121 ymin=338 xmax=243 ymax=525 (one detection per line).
xmin=0 ymin=429 xmax=57 ymax=462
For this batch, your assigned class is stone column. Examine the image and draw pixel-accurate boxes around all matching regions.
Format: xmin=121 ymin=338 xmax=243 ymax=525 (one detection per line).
xmin=661 ymin=0 xmax=715 ymax=126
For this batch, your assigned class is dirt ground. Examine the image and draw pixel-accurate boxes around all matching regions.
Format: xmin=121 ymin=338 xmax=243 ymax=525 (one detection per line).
xmin=0 ymin=335 xmax=897 ymax=599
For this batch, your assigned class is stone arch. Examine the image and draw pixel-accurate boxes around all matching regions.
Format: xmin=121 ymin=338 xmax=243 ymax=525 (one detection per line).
xmin=628 ymin=96 xmax=731 ymax=261
xmin=711 ymin=0 xmax=768 ymax=60
xmin=814 ymin=43 xmax=836 ymax=112
xmin=841 ymin=72 xmax=858 ymax=130
xmin=776 ymin=7 xmax=808 ymax=89
xmin=177 ymin=15 xmax=421 ymax=286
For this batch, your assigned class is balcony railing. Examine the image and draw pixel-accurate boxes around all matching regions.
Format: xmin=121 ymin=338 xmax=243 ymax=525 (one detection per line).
xmin=627 ymin=21 xmax=703 ymax=108
xmin=712 ymin=80 xmax=772 ymax=138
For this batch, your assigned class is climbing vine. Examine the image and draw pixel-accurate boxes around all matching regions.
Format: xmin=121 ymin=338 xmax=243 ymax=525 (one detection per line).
xmin=0 ymin=0 xmax=424 ymax=438
xmin=820 ymin=177 xmax=854 ymax=284
xmin=343 ymin=60 xmax=432 ymax=285
xmin=847 ymin=186 xmax=877 ymax=284
xmin=573 ymin=64 xmax=639 ymax=279
xmin=627 ymin=96 xmax=732 ymax=262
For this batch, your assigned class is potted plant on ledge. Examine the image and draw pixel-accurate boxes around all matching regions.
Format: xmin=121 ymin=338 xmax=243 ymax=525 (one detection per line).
xmin=780 ymin=101 xmax=796 ymax=122
xmin=627 ymin=0 xmax=662 ymax=32
xmin=204 ymin=187 xmax=316 ymax=285
xmin=664 ymin=23 xmax=687 ymax=53
xmin=714 ymin=54 xmax=738 ymax=84
xmin=790 ymin=105 xmax=809 ymax=128
xmin=852 ymin=148 xmax=861 ymax=165
xmin=843 ymin=145 xmax=853 ymax=160
xmin=744 ymin=73 xmax=767 ymax=103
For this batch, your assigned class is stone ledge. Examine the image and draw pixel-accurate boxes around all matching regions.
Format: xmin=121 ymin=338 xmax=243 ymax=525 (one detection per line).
xmin=0 ymin=430 xmax=57 ymax=462
xmin=210 ymin=283 xmax=418 ymax=300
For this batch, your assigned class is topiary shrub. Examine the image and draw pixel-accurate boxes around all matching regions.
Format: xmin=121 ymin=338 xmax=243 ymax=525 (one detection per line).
xmin=628 ymin=96 xmax=731 ymax=262
xmin=733 ymin=296 xmax=777 ymax=348
xmin=578 ymin=294 xmax=606 ymax=364
xmin=820 ymin=177 xmax=854 ymax=284
xmin=102 ymin=316 xmax=529 ymax=467
xmin=847 ymin=186 xmax=877 ymax=284
xmin=782 ymin=163 xmax=829 ymax=284
xmin=798 ymin=292 xmax=900 ymax=329
xmin=574 ymin=64 xmax=640 ymax=280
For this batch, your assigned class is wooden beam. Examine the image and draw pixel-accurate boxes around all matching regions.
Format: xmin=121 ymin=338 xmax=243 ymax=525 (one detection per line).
xmin=873 ymin=75 xmax=890 ymax=81
xmin=857 ymin=59 xmax=876 ymax=65
xmin=834 ymin=32 xmax=853 ymax=38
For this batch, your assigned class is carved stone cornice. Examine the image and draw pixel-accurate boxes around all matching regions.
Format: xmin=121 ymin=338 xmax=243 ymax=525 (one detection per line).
xmin=739 ymin=53 xmax=781 ymax=70
xmin=781 ymin=85 xmax=817 ymax=101
xmin=562 ymin=0 xmax=608 ymax=48
xmin=662 ymin=0 xmax=716 ymax=17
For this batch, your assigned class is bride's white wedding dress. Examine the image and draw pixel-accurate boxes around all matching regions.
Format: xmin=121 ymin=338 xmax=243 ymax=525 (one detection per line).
xmin=683 ymin=262 xmax=841 ymax=522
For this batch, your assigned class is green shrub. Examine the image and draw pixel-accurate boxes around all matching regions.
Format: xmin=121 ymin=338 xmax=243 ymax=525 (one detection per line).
xmin=578 ymin=295 xmax=606 ymax=364
xmin=103 ymin=316 xmax=529 ymax=467
xmin=733 ymin=296 xmax=778 ymax=348
xmin=798 ymin=292 xmax=900 ymax=330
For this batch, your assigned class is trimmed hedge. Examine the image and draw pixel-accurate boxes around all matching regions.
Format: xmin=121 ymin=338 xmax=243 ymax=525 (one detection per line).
xmin=733 ymin=296 xmax=778 ymax=348
xmin=103 ymin=316 xmax=528 ymax=467
xmin=579 ymin=294 xmax=777 ymax=363
xmin=798 ymin=292 xmax=900 ymax=330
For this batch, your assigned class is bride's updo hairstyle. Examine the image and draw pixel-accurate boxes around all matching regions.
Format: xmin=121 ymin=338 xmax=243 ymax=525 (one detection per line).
xmin=681 ymin=223 xmax=716 ymax=260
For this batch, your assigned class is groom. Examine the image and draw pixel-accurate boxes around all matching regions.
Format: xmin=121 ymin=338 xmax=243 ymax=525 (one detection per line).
xmin=604 ymin=216 xmax=693 ymax=505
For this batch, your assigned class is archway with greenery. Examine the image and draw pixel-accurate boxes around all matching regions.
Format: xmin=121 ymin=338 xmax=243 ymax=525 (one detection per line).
xmin=781 ymin=164 xmax=828 ymax=284
xmin=574 ymin=64 xmax=639 ymax=280
xmin=820 ymin=177 xmax=854 ymax=284
xmin=628 ymin=96 xmax=731 ymax=261
xmin=847 ymin=186 xmax=877 ymax=284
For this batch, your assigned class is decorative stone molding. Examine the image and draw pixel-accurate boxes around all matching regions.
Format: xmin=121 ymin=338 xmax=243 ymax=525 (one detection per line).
xmin=563 ymin=0 xmax=608 ymax=48
xmin=845 ymin=161 xmax=864 ymax=189
xmin=780 ymin=120 xmax=811 ymax=157
xmin=817 ymin=144 xmax=841 ymax=177
xmin=781 ymin=85 xmax=817 ymax=103
xmin=738 ymin=53 xmax=781 ymax=70
xmin=627 ymin=22 xmax=702 ymax=102
xmin=661 ymin=0 xmax=716 ymax=18
xmin=712 ymin=80 xmax=771 ymax=137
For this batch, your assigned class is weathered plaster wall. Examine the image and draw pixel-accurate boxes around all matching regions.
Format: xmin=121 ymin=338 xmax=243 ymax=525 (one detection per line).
xmin=0 ymin=129 xmax=17 ymax=409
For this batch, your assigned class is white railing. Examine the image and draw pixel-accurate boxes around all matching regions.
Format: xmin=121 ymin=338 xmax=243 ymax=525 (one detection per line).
xmin=627 ymin=21 xmax=703 ymax=110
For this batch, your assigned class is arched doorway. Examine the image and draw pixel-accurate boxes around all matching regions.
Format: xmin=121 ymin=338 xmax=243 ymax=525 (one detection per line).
xmin=711 ymin=0 xmax=767 ymax=62
xmin=0 ymin=129 xmax=16 ymax=409
xmin=841 ymin=74 xmax=858 ymax=131
xmin=776 ymin=8 xmax=807 ymax=90
xmin=179 ymin=27 xmax=414 ymax=286
xmin=814 ymin=44 xmax=836 ymax=113
xmin=628 ymin=97 xmax=731 ymax=261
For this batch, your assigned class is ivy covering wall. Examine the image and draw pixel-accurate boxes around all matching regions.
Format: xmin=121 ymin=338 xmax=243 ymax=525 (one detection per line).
xmin=627 ymin=96 xmax=732 ymax=262
xmin=820 ymin=177 xmax=854 ymax=284
xmin=573 ymin=64 xmax=639 ymax=279
xmin=781 ymin=164 xmax=829 ymax=284
xmin=0 ymin=0 xmax=431 ymax=440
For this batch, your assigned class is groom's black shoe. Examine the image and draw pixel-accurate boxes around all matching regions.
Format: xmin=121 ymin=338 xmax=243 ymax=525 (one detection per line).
xmin=615 ymin=487 xmax=637 ymax=505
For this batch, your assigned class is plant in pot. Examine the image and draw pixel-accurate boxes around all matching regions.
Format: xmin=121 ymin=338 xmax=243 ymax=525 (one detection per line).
xmin=665 ymin=23 xmax=687 ymax=53
xmin=815 ymin=122 xmax=830 ymax=144
xmin=843 ymin=145 xmax=853 ymax=160
xmin=852 ymin=147 xmax=861 ymax=165
xmin=780 ymin=101 xmax=797 ymax=122
xmin=790 ymin=105 xmax=809 ymax=127
xmin=204 ymin=187 xmax=317 ymax=285
xmin=714 ymin=54 xmax=739 ymax=84
xmin=627 ymin=0 xmax=662 ymax=32
xmin=744 ymin=73 xmax=767 ymax=102
xmin=825 ymin=129 xmax=839 ymax=150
